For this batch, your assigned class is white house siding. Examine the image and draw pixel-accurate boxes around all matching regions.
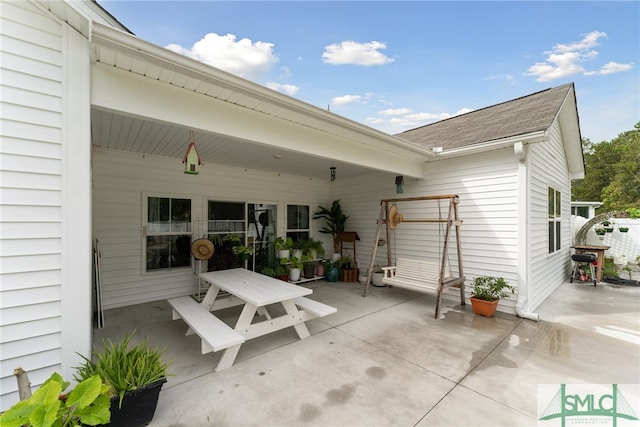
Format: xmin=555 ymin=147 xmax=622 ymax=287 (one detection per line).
xmin=92 ymin=147 xmax=331 ymax=309
xmin=1 ymin=0 xmax=92 ymax=410
xmin=335 ymin=148 xmax=520 ymax=313
xmin=527 ymin=120 xmax=572 ymax=311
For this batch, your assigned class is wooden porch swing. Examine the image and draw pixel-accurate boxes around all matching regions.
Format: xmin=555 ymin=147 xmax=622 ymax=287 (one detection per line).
xmin=363 ymin=195 xmax=466 ymax=319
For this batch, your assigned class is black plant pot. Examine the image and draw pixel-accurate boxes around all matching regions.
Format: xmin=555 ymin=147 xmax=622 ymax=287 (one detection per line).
xmin=108 ymin=378 xmax=166 ymax=427
xmin=303 ymin=266 xmax=315 ymax=279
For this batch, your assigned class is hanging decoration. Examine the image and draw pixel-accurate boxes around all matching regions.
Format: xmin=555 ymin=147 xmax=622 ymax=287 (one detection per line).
xmin=395 ymin=175 xmax=404 ymax=194
xmin=182 ymin=130 xmax=201 ymax=175
xmin=330 ymin=166 xmax=336 ymax=182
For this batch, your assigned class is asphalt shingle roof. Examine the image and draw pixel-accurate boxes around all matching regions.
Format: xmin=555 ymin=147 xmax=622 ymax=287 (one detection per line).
xmin=396 ymin=83 xmax=574 ymax=150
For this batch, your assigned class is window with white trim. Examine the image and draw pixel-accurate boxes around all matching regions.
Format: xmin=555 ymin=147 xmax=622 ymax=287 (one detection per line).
xmin=145 ymin=196 xmax=192 ymax=271
xmin=548 ymin=187 xmax=561 ymax=253
xmin=286 ymin=204 xmax=310 ymax=243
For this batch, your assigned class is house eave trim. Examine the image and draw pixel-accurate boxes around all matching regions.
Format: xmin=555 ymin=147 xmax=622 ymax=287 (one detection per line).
xmin=89 ymin=22 xmax=434 ymax=160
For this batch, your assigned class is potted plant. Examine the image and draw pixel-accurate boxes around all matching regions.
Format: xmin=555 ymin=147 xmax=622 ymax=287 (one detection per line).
xmin=273 ymin=264 xmax=289 ymax=282
xmin=0 ymin=372 xmax=112 ymax=426
xmin=338 ymin=255 xmax=358 ymax=282
xmin=232 ymin=244 xmax=254 ymax=262
xmin=618 ymin=226 xmax=629 ymax=233
xmin=316 ymin=259 xmax=326 ymax=277
xmin=323 ymin=259 xmax=340 ymax=282
xmin=291 ymin=239 xmax=305 ymax=259
xmin=301 ymin=254 xmax=316 ymax=279
xmin=594 ymin=227 xmax=606 ymax=240
xmin=74 ymin=332 xmax=171 ymax=427
xmin=304 ymin=238 xmax=325 ymax=259
xmin=601 ymin=220 xmax=614 ymax=233
xmin=280 ymin=256 xmax=302 ymax=282
xmin=469 ymin=276 xmax=516 ymax=317
xmin=260 ymin=266 xmax=276 ymax=278
xmin=313 ymin=200 xmax=348 ymax=258
xmin=370 ymin=265 xmax=385 ymax=287
xmin=274 ymin=236 xmax=293 ymax=259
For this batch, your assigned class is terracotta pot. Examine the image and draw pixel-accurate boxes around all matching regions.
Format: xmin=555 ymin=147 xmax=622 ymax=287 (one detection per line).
xmin=469 ymin=297 xmax=499 ymax=317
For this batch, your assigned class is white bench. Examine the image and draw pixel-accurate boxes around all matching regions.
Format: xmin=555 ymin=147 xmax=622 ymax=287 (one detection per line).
xmin=381 ymin=258 xmax=465 ymax=318
xmin=168 ymin=296 xmax=245 ymax=354
xmin=294 ymin=297 xmax=337 ymax=317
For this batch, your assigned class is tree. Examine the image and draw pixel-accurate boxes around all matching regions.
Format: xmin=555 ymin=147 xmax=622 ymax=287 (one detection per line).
xmin=572 ymin=122 xmax=640 ymax=212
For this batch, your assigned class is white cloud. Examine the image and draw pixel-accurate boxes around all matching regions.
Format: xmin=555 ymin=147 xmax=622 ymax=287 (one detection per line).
xmin=367 ymin=107 xmax=475 ymax=133
xmin=525 ymin=31 xmax=633 ymax=82
xmin=264 ymin=82 xmax=300 ymax=96
xmin=165 ymin=32 xmax=278 ymax=81
xmin=378 ymin=108 xmax=412 ymax=116
xmin=585 ymin=61 xmax=634 ymax=76
xmin=332 ymin=94 xmax=364 ymax=105
xmin=453 ymin=108 xmax=474 ymax=116
xmin=322 ymin=41 xmax=394 ymax=66
xmin=484 ymin=74 xmax=516 ymax=84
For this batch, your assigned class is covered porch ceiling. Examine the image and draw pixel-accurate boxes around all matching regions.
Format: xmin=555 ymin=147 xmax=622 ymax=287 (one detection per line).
xmin=89 ymin=22 xmax=433 ymax=180
xmin=91 ymin=108 xmax=405 ymax=181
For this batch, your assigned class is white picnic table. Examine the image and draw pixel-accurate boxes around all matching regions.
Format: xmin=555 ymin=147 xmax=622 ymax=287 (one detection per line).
xmin=168 ymin=268 xmax=336 ymax=372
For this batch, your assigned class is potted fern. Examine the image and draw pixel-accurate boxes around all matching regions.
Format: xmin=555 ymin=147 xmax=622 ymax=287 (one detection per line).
xmin=469 ymin=276 xmax=516 ymax=317
xmin=74 ymin=332 xmax=171 ymax=427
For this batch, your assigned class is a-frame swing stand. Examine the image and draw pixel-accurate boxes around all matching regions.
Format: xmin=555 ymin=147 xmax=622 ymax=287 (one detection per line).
xmin=363 ymin=195 xmax=466 ymax=319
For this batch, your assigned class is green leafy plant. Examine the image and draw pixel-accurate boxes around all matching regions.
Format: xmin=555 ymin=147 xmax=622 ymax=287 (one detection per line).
xmin=260 ymin=267 xmax=276 ymax=277
xmin=470 ymin=276 xmax=516 ymax=302
xmin=626 ymin=207 xmax=640 ymax=219
xmin=273 ymin=263 xmax=288 ymax=276
xmin=594 ymin=227 xmax=606 ymax=236
xmin=285 ymin=256 xmax=303 ymax=270
xmin=74 ymin=332 xmax=171 ymax=408
xmin=232 ymin=245 xmax=254 ymax=260
xmin=602 ymin=258 xmax=619 ymax=278
xmin=337 ymin=256 xmax=353 ymax=270
xmin=274 ymin=236 xmax=293 ymax=252
xmin=291 ymin=239 xmax=306 ymax=251
xmin=304 ymin=238 xmax=325 ymax=257
xmin=313 ymin=200 xmax=348 ymax=252
xmin=300 ymin=254 xmax=316 ymax=268
xmin=0 ymin=373 xmax=111 ymax=427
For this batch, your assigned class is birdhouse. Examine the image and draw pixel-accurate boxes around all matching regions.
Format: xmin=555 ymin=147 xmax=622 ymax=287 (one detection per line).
xmin=182 ymin=142 xmax=201 ymax=174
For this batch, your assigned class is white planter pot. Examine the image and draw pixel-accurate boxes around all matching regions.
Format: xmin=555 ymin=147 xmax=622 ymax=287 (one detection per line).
xmin=278 ymin=249 xmax=290 ymax=259
xmin=293 ymin=249 xmax=303 ymax=259
xmin=289 ymin=268 xmax=301 ymax=282
xmin=372 ymin=272 xmax=385 ymax=287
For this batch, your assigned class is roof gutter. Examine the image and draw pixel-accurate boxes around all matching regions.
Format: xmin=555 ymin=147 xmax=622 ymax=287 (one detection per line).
xmin=89 ymin=21 xmax=434 ymax=160
xmin=431 ymin=131 xmax=548 ymax=159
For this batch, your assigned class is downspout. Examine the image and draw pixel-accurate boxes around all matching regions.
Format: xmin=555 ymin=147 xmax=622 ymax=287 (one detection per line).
xmin=514 ymin=142 xmax=540 ymax=321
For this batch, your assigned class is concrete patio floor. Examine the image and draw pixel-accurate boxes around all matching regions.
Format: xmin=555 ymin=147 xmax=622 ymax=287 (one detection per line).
xmin=94 ymin=277 xmax=640 ymax=426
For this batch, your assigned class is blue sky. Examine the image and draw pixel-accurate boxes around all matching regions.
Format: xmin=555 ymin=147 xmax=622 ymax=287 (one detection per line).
xmin=98 ymin=1 xmax=639 ymax=143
